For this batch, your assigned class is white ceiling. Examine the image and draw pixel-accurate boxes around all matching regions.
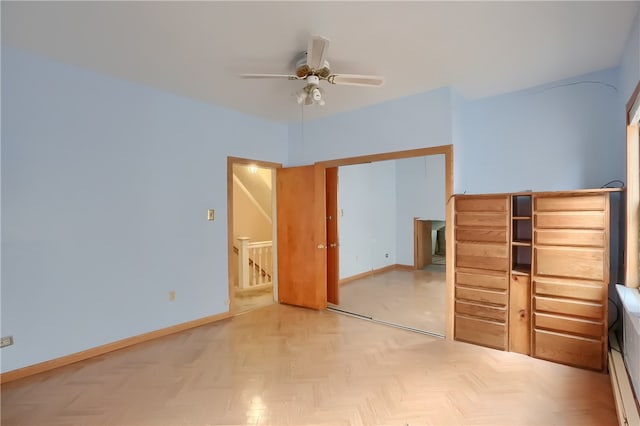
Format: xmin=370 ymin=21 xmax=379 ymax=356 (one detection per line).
xmin=2 ymin=1 xmax=638 ymax=122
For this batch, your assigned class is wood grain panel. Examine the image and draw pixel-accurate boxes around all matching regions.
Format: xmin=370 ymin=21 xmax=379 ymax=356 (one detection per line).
xmin=509 ymin=274 xmax=531 ymax=355
xmin=456 ymin=227 xmax=508 ymax=243
xmin=534 ymin=312 xmax=603 ymax=339
xmin=626 ymin=123 xmax=639 ymax=288
xmin=456 ymin=212 xmax=508 ymax=228
xmin=534 ymin=247 xmax=604 ymax=281
xmin=534 ymin=296 xmax=603 ymax=319
xmin=456 ymin=286 xmax=507 ymax=306
xmin=276 ymin=165 xmax=327 ymax=310
xmin=455 ymin=315 xmax=507 ymax=350
xmin=2 ymin=303 xmax=616 ymax=426
xmin=533 ymin=279 xmax=603 ymax=302
xmin=456 ymin=242 xmax=509 ymax=271
xmin=455 ymin=271 xmax=508 ymax=290
xmin=534 ymin=194 xmax=605 ymax=212
xmin=534 ymin=212 xmax=605 ymax=229
xmin=1 ymin=311 xmax=231 ymax=384
xmin=455 ymin=300 xmax=506 ymax=322
xmin=534 ymin=329 xmax=603 ymax=370
xmin=535 ymin=229 xmax=605 ymax=247
xmin=455 ymin=196 xmax=508 ymax=212
xmin=326 ymin=167 xmax=339 ymax=305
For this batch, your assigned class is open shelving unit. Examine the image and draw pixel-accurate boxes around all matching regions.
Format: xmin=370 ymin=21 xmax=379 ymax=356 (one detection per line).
xmin=511 ymin=195 xmax=532 ymax=274
xmin=509 ymin=194 xmax=532 ymax=355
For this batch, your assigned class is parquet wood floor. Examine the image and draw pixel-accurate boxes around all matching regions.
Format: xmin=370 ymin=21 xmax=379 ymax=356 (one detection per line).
xmin=234 ymin=287 xmax=275 ymax=314
xmin=1 ymin=304 xmax=616 ymax=425
xmin=335 ymin=265 xmax=446 ymax=335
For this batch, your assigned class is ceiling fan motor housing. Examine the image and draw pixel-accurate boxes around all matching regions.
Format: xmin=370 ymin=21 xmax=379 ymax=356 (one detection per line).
xmin=295 ymin=52 xmax=330 ymax=78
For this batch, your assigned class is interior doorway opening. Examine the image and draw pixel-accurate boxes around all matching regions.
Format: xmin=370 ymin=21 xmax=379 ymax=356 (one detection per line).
xmin=227 ymin=157 xmax=282 ymax=315
xmin=321 ymin=147 xmax=452 ymax=337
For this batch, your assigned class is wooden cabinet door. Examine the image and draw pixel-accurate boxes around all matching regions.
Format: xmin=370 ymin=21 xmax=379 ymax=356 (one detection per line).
xmin=276 ymin=164 xmax=327 ymax=309
xmin=325 ymin=167 xmax=339 ymax=305
xmin=509 ymin=274 xmax=531 ymax=355
xmin=532 ymin=192 xmax=609 ymax=371
xmin=454 ymin=194 xmax=510 ymax=351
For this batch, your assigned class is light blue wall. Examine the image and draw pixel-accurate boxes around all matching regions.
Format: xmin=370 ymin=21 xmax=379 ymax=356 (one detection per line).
xmin=288 ymin=88 xmax=453 ymax=166
xmin=338 ymin=156 xmax=444 ymax=276
xmin=621 ymin=9 xmax=640 ymax=103
xmin=1 ymin=47 xmax=288 ymax=372
xmin=395 ymin=155 xmax=446 ymax=266
xmin=457 ymin=68 xmax=624 ymax=194
xmin=3 ymin=22 xmax=635 ymax=374
xmin=337 ymin=161 xmax=396 ymax=279
xmin=369 ymin=161 xmax=397 ymax=270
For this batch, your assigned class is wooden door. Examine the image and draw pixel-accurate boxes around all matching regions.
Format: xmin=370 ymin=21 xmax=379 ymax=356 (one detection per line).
xmin=276 ymin=164 xmax=327 ymax=309
xmin=414 ymin=219 xmax=432 ymax=269
xmin=326 ymin=167 xmax=339 ymax=304
xmin=454 ymin=194 xmax=510 ymax=351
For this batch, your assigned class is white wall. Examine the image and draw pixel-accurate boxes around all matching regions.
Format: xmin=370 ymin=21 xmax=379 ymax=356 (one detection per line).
xmin=1 ymin=47 xmax=288 ymax=373
xmin=232 ymin=177 xmax=272 ymax=243
xmin=395 ymin=155 xmax=446 ymax=266
xmin=337 ymin=162 xmax=396 ymax=279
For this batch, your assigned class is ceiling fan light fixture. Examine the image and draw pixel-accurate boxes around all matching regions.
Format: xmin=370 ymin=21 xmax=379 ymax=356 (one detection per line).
xmin=311 ymin=87 xmax=322 ymax=102
xmin=295 ymin=88 xmax=308 ymax=105
xmin=240 ymin=35 xmax=385 ymax=107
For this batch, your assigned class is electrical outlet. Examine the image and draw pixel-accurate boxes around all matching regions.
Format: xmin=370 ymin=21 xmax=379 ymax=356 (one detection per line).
xmin=0 ymin=336 xmax=14 ymax=348
xmin=169 ymin=291 xmax=176 ymax=302
xmin=385 ymin=253 xmax=389 ymax=258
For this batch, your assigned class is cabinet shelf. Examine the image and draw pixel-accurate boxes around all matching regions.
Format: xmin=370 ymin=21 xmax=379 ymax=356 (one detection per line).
xmin=513 ymin=216 xmax=532 ymax=220
xmin=512 ymin=264 xmax=531 ymax=275
xmin=512 ymin=240 xmax=532 ymax=247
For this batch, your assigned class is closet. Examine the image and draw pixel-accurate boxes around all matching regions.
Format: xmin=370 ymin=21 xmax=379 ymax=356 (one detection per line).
xmin=453 ymin=189 xmax=622 ymax=371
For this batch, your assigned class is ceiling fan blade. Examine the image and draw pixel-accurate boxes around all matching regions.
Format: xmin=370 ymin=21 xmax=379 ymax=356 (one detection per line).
xmin=328 ymin=74 xmax=384 ymax=87
xmin=307 ymin=36 xmax=330 ymax=70
xmin=239 ymin=74 xmax=299 ymax=80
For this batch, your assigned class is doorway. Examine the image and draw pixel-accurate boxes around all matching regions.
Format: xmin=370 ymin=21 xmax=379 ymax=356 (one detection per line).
xmin=318 ymin=145 xmax=453 ymax=336
xmin=327 ymin=154 xmax=447 ymax=335
xmin=227 ymin=157 xmax=282 ymax=315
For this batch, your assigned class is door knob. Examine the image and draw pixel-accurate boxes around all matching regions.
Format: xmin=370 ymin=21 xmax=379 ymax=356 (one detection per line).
xmin=317 ymin=244 xmax=326 ymax=249
xmin=330 ymin=243 xmax=338 ymax=248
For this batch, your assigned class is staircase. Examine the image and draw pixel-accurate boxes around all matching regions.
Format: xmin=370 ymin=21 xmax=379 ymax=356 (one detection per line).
xmin=235 ymin=237 xmax=273 ymax=294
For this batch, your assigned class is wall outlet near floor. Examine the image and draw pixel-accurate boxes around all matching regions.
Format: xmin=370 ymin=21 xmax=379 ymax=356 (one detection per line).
xmin=169 ymin=290 xmax=176 ymax=302
xmin=385 ymin=253 xmax=389 ymax=258
xmin=0 ymin=336 xmax=14 ymax=348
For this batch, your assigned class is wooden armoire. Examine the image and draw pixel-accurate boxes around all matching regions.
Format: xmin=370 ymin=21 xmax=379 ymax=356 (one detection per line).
xmin=453 ymin=189 xmax=623 ymax=371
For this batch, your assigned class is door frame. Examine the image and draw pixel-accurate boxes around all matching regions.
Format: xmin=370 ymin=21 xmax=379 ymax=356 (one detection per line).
xmin=227 ymin=156 xmax=283 ymax=314
xmin=317 ymin=144 xmax=454 ymax=339
xmin=625 ymin=80 xmax=640 ymax=288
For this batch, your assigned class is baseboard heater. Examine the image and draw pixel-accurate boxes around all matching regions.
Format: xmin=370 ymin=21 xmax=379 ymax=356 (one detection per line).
xmin=609 ymin=285 xmax=640 ymax=426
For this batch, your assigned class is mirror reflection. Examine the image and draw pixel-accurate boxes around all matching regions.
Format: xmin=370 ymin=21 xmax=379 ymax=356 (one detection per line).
xmin=328 ymin=154 xmax=446 ymax=336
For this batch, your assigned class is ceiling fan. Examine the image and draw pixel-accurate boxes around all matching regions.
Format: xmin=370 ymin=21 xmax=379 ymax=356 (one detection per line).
xmin=240 ymin=36 xmax=384 ymax=106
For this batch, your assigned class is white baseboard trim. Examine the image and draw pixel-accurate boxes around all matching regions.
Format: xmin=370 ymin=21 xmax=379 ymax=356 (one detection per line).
xmin=609 ymin=331 xmax=640 ymax=426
